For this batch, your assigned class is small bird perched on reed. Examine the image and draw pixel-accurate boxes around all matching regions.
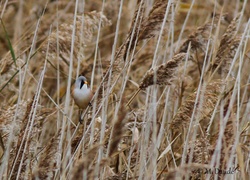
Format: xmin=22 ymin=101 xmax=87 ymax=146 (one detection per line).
xmin=73 ymin=76 xmax=93 ymax=123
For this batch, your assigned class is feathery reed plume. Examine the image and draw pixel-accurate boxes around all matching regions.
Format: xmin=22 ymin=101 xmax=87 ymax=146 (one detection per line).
xmin=139 ymin=53 xmax=190 ymax=89
xmin=209 ymin=118 xmax=238 ymax=179
xmin=0 ymin=100 xmax=31 ymax=143
xmin=178 ymin=21 xmax=215 ymax=54
xmin=209 ymin=98 xmax=237 ymax=176
xmin=217 ymin=14 xmax=240 ymax=48
xmin=41 ymin=11 xmax=111 ymax=62
xmin=0 ymin=11 xmax=111 ymax=104
xmin=171 ymin=80 xmax=224 ymax=137
xmin=215 ymin=37 xmax=241 ymax=75
xmin=0 ymin=11 xmax=111 ymax=76
xmin=70 ymin=146 xmax=105 ymax=179
xmin=115 ymin=0 xmax=145 ymax=62
xmin=187 ymin=137 xmax=212 ymax=179
xmin=126 ymin=53 xmax=191 ymax=107
xmin=42 ymin=11 xmax=111 ymax=97
xmin=109 ymin=102 xmax=127 ymax=157
xmin=9 ymin=98 xmax=34 ymax=179
xmin=0 ymin=96 xmax=58 ymax=179
xmin=32 ymin=131 xmax=61 ymax=179
xmin=162 ymin=163 xmax=211 ymax=179
xmin=139 ymin=0 xmax=171 ymax=40
xmin=187 ymin=137 xmax=211 ymax=163
xmin=101 ymin=1 xmax=145 ymax=101
xmin=211 ymin=14 xmax=241 ymax=75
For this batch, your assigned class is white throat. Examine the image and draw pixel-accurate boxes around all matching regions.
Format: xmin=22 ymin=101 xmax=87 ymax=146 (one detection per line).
xmin=81 ymin=84 xmax=88 ymax=90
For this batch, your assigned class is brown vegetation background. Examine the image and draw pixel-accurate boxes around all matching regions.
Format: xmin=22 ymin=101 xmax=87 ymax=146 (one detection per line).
xmin=0 ymin=0 xmax=249 ymax=179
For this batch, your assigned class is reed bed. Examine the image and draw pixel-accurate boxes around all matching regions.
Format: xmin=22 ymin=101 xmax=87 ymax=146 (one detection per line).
xmin=0 ymin=0 xmax=249 ymax=179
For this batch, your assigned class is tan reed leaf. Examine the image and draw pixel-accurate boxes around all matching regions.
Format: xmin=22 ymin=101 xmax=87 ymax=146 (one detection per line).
xmin=139 ymin=0 xmax=171 ymax=40
xmin=139 ymin=53 xmax=191 ymax=89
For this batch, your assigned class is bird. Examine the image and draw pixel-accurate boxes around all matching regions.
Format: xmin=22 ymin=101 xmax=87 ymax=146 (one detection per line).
xmin=72 ymin=76 xmax=93 ymax=123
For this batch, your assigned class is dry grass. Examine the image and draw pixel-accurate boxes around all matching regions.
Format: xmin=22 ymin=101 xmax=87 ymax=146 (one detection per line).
xmin=0 ymin=0 xmax=250 ymax=179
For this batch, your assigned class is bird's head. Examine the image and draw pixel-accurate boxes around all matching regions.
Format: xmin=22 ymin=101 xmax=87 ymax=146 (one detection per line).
xmin=76 ymin=76 xmax=88 ymax=89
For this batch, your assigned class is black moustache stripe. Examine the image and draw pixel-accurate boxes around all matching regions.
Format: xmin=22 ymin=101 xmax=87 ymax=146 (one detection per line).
xmin=80 ymin=80 xmax=84 ymax=89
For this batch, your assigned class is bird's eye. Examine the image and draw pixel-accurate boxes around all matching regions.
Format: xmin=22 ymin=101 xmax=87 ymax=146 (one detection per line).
xmin=80 ymin=80 xmax=84 ymax=89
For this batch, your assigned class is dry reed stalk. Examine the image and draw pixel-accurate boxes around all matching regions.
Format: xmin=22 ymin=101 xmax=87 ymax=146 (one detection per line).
xmin=98 ymin=1 xmax=145 ymax=110
xmin=114 ymin=0 xmax=172 ymax=65
xmin=211 ymin=14 xmax=241 ymax=75
xmin=0 ymin=131 xmax=4 ymax=160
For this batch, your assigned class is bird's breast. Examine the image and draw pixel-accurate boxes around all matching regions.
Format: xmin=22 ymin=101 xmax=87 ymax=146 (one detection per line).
xmin=73 ymin=88 xmax=93 ymax=109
